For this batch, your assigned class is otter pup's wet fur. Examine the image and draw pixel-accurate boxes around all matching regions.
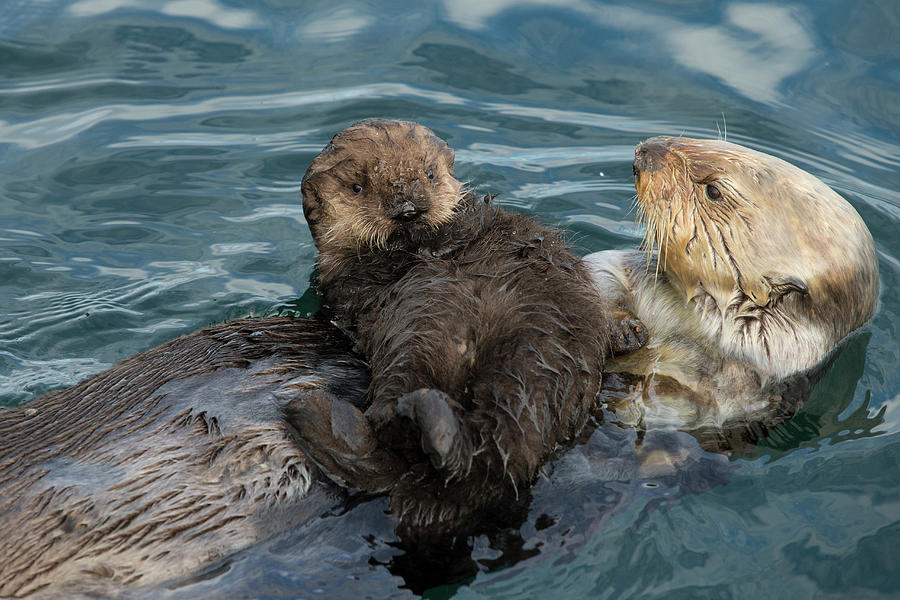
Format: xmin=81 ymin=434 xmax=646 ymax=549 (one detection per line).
xmin=300 ymin=119 xmax=644 ymax=533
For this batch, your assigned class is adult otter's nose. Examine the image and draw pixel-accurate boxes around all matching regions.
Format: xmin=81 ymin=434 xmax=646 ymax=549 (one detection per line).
xmin=633 ymin=138 xmax=672 ymax=180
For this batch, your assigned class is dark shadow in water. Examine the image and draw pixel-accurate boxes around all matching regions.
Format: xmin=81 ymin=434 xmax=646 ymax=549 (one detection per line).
xmin=745 ymin=332 xmax=883 ymax=460
xmin=381 ymin=495 xmax=536 ymax=597
xmin=0 ymin=39 xmax=90 ymax=77
xmin=782 ymin=497 xmax=900 ymax=594
xmin=114 ymin=25 xmax=252 ymax=65
xmin=275 ymin=270 xmax=323 ymax=318
xmin=406 ymin=43 xmax=549 ymax=96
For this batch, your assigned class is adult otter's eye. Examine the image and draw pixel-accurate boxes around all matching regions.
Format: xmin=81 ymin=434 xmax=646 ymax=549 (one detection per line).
xmin=427 ymin=168 xmax=435 ymax=180
xmin=705 ymin=184 xmax=723 ymax=201
xmin=351 ymin=183 xmax=363 ymax=194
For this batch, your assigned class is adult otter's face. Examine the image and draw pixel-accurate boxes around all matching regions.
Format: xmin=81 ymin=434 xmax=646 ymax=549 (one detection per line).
xmin=632 ymin=136 xmax=877 ymax=332
xmin=301 ymin=119 xmax=463 ymax=251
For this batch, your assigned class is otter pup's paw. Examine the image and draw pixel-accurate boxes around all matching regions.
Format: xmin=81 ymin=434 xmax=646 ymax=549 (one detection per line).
xmin=395 ymin=389 xmax=461 ymax=471
xmin=285 ymin=389 xmax=404 ymax=492
xmin=610 ymin=309 xmax=649 ymax=354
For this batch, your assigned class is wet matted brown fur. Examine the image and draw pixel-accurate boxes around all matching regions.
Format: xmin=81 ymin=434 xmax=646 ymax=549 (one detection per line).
xmin=299 ymin=119 xmax=644 ymax=534
xmin=0 ymin=317 xmax=368 ymax=597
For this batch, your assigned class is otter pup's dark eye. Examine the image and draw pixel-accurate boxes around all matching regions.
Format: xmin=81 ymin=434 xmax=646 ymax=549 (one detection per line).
xmin=705 ymin=184 xmax=722 ymax=201
xmin=351 ymin=183 xmax=363 ymax=194
xmin=427 ymin=168 xmax=435 ymax=180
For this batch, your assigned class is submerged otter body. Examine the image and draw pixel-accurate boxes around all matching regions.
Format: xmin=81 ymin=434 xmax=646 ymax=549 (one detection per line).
xmin=586 ymin=137 xmax=878 ymax=441
xmin=299 ymin=119 xmax=643 ymax=533
xmin=0 ymin=317 xmax=368 ymax=597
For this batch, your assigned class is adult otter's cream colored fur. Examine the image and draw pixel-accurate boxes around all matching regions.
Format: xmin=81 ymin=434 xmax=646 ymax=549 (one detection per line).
xmin=299 ymin=119 xmax=645 ymax=534
xmin=0 ymin=318 xmax=369 ymax=598
xmin=586 ymin=136 xmax=878 ymax=431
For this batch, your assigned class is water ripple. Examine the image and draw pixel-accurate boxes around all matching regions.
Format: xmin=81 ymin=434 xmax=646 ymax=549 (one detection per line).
xmin=0 ymin=83 xmax=673 ymax=149
xmin=458 ymin=143 xmax=634 ymax=172
xmin=0 ymin=354 xmax=111 ymax=403
xmin=0 ymin=76 xmax=143 ymax=95
xmin=442 ymin=0 xmax=816 ymax=105
xmin=68 ymin=0 xmax=262 ymax=30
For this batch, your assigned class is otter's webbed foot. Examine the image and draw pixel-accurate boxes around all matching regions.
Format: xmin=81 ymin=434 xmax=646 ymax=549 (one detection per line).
xmin=285 ymin=389 xmax=404 ymax=493
xmin=610 ymin=308 xmax=649 ymax=354
xmin=368 ymin=388 xmax=471 ymax=482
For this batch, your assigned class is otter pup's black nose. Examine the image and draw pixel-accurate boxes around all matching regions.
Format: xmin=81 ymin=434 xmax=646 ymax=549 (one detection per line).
xmin=393 ymin=199 xmax=426 ymax=221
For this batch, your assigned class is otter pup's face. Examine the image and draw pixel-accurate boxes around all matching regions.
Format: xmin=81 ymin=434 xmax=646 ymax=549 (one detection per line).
xmin=633 ymin=136 xmax=877 ymax=322
xmin=301 ymin=119 xmax=463 ymax=251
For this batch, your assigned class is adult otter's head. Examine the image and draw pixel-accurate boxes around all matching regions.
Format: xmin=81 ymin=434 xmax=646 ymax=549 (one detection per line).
xmin=633 ymin=136 xmax=878 ymax=376
xmin=301 ymin=119 xmax=463 ymax=252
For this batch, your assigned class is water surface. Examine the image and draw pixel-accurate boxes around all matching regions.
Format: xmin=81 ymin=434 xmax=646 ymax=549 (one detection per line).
xmin=1 ymin=1 xmax=898 ymax=598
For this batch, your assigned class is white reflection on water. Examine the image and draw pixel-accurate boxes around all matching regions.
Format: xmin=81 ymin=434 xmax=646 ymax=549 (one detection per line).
xmin=0 ymin=355 xmax=111 ymax=398
xmin=0 ymin=84 xmax=667 ymax=149
xmin=514 ymin=180 xmax=635 ymax=200
xmin=68 ymin=0 xmax=261 ymax=30
xmin=224 ymin=277 xmax=295 ymax=299
xmin=457 ymin=143 xmax=633 ymax=172
xmin=220 ymin=203 xmax=301 ymax=223
xmin=107 ymin=131 xmax=322 ymax=152
xmin=668 ymin=3 xmax=815 ymax=105
xmin=210 ymin=242 xmax=273 ymax=256
xmin=0 ymin=256 xmax=294 ymax=347
xmin=299 ymin=8 xmax=374 ymax=42
xmin=442 ymin=0 xmax=815 ymax=105
xmin=566 ymin=213 xmax=640 ymax=237
xmin=0 ymin=77 xmax=142 ymax=95
xmin=873 ymin=394 xmax=900 ymax=434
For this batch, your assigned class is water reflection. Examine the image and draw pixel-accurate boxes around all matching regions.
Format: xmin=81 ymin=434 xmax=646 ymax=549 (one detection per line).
xmin=442 ymin=0 xmax=816 ymax=104
xmin=457 ymin=143 xmax=632 ymax=171
xmin=299 ymin=8 xmax=374 ymax=42
xmin=68 ymin=0 xmax=262 ymax=30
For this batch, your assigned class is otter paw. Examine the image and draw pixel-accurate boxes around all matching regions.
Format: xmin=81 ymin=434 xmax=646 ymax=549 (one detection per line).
xmin=395 ymin=388 xmax=461 ymax=472
xmin=611 ymin=312 xmax=649 ymax=354
xmin=285 ymin=390 xmax=403 ymax=492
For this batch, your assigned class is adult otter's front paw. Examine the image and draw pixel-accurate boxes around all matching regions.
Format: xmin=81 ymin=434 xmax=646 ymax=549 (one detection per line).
xmin=611 ymin=308 xmax=649 ymax=354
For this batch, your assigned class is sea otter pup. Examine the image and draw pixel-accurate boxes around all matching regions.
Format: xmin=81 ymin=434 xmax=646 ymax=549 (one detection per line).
xmin=585 ymin=136 xmax=878 ymax=440
xmin=298 ymin=118 xmax=646 ymax=533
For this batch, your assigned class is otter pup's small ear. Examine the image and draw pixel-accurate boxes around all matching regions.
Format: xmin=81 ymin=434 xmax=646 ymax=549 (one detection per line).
xmin=441 ymin=143 xmax=455 ymax=168
xmin=305 ymin=141 xmax=344 ymax=176
xmin=300 ymin=172 xmax=324 ymax=220
xmin=424 ymin=133 xmax=454 ymax=169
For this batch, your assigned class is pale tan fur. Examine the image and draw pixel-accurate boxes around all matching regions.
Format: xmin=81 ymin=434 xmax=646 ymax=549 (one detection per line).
xmin=586 ymin=137 xmax=878 ymax=429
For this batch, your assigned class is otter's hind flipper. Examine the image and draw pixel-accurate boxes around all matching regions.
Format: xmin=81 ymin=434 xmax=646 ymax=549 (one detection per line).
xmin=395 ymin=389 xmax=469 ymax=476
xmin=285 ymin=390 xmax=404 ymax=493
xmin=367 ymin=388 xmax=471 ymax=482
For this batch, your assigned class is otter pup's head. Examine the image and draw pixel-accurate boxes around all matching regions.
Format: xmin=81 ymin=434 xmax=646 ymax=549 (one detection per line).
xmin=301 ymin=119 xmax=463 ymax=251
xmin=633 ymin=136 xmax=878 ymax=371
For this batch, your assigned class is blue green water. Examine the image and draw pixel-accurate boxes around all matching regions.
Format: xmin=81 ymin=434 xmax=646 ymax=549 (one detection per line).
xmin=1 ymin=1 xmax=898 ymax=598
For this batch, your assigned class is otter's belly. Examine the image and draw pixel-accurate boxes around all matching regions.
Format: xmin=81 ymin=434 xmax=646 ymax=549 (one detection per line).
xmin=585 ymin=250 xmax=826 ymax=450
xmin=0 ymin=317 xmax=368 ymax=598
